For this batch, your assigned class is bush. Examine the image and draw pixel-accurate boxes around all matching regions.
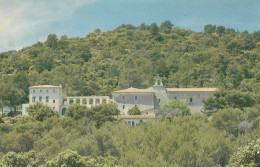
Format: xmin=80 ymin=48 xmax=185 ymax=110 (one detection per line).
xmin=128 ymin=106 xmax=141 ymax=115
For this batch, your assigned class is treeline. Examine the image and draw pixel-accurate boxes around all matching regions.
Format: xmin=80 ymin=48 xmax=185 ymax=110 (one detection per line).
xmin=0 ymin=21 xmax=259 ymax=109
xmin=0 ymin=103 xmax=259 ymax=166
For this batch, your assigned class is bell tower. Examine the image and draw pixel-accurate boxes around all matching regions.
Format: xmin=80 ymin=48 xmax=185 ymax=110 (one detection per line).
xmin=152 ymin=77 xmax=168 ymax=106
xmin=154 ymin=77 xmax=163 ymax=86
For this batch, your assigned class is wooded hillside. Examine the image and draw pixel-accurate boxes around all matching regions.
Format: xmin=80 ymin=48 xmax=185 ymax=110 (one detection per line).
xmin=0 ymin=22 xmax=259 ymax=166
xmin=0 ymin=21 xmax=259 ymax=108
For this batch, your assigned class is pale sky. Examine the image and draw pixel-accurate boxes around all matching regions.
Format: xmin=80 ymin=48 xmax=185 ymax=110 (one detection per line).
xmin=0 ymin=0 xmax=259 ymax=52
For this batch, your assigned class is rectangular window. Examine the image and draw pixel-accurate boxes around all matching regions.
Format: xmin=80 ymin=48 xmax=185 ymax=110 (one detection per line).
xmin=39 ymin=96 xmax=42 ymax=102
xmin=46 ymin=96 xmax=49 ymax=102
xmin=123 ymin=105 xmax=125 ymax=109
xmin=122 ymin=96 xmax=125 ymax=101
xmin=46 ymin=90 xmax=48 ymax=93
xmin=40 ymin=90 xmax=42 ymax=93
xmin=132 ymin=121 xmax=135 ymax=126
xmin=135 ymin=96 xmax=138 ymax=101
xmin=190 ymin=98 xmax=193 ymax=103
xmin=53 ymin=107 xmax=55 ymax=110
xmin=53 ymin=100 xmax=55 ymax=103
xmin=32 ymin=97 xmax=36 ymax=103
xmin=53 ymin=89 xmax=55 ymax=93
xmin=33 ymin=90 xmax=35 ymax=93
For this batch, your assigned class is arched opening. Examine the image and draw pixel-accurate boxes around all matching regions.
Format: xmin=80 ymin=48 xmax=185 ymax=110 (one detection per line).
xmin=76 ymin=99 xmax=80 ymax=104
xmin=82 ymin=99 xmax=87 ymax=105
xmin=62 ymin=108 xmax=66 ymax=116
xmin=63 ymin=99 xmax=67 ymax=105
xmin=96 ymin=99 xmax=100 ymax=105
xmin=69 ymin=99 xmax=74 ymax=105
xmin=102 ymin=99 xmax=107 ymax=104
xmin=89 ymin=99 xmax=93 ymax=105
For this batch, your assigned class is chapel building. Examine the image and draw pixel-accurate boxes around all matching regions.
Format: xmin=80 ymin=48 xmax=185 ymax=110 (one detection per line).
xmin=113 ymin=77 xmax=217 ymax=115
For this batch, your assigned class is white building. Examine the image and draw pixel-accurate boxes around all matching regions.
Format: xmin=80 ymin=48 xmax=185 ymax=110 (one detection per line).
xmin=29 ymin=85 xmax=64 ymax=114
xmin=22 ymin=85 xmax=111 ymax=116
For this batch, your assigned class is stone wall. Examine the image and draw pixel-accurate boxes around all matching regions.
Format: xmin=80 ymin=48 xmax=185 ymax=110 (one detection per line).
xmin=167 ymin=91 xmax=215 ymax=113
xmin=113 ymin=93 xmax=155 ymax=115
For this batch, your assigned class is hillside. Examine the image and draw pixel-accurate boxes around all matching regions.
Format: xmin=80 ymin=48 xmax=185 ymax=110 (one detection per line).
xmin=0 ymin=22 xmax=260 ymax=166
xmin=0 ymin=22 xmax=259 ymax=111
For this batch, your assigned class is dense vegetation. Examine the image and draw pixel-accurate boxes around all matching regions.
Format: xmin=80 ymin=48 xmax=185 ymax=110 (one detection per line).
xmin=0 ymin=21 xmax=259 ymax=166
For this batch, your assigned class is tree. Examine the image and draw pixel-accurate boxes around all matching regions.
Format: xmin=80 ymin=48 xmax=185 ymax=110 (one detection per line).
xmin=0 ymin=80 xmax=26 ymax=108
xmin=204 ymin=24 xmax=216 ymax=34
xmin=45 ymin=150 xmax=87 ymax=167
xmin=80 ymin=48 xmax=92 ymax=62
xmin=35 ymin=50 xmax=54 ymax=73
xmin=91 ymin=104 xmax=118 ymax=128
xmin=160 ymin=20 xmax=174 ymax=34
xmin=27 ymin=102 xmax=59 ymax=121
xmin=150 ymin=23 xmax=159 ymax=36
xmin=1 ymin=151 xmax=36 ymax=167
xmin=128 ymin=106 xmax=141 ymax=115
xmin=65 ymin=104 xmax=91 ymax=120
xmin=163 ymin=99 xmax=191 ymax=116
xmin=45 ymin=34 xmax=58 ymax=49
xmin=216 ymin=26 xmax=226 ymax=36
xmin=211 ymin=108 xmax=245 ymax=136
xmin=203 ymin=90 xmax=256 ymax=112
xmin=227 ymin=138 xmax=260 ymax=167
xmin=0 ymin=117 xmax=4 ymax=124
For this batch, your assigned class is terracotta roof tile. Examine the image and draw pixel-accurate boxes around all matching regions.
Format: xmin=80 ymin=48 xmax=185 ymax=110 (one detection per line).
xmin=113 ymin=87 xmax=154 ymax=94
xmin=166 ymin=88 xmax=217 ymax=92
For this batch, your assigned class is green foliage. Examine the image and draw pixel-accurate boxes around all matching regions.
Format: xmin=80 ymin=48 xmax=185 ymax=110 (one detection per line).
xmin=211 ymin=108 xmax=246 ymax=136
xmin=0 ymin=117 xmax=4 ymax=124
xmin=204 ymin=90 xmax=256 ymax=112
xmin=27 ymin=102 xmax=59 ymax=121
xmin=163 ymin=99 xmax=191 ymax=116
xmin=45 ymin=34 xmax=58 ymax=49
xmin=150 ymin=22 xmax=159 ymax=36
xmin=227 ymin=138 xmax=260 ymax=167
xmin=45 ymin=149 xmax=118 ymax=167
xmin=0 ymin=22 xmax=259 ymax=166
xmin=127 ymin=106 xmax=141 ymax=115
xmin=66 ymin=104 xmax=118 ymax=128
xmin=65 ymin=104 xmax=90 ymax=120
xmin=45 ymin=150 xmax=87 ymax=167
xmin=160 ymin=20 xmax=174 ymax=34
xmin=1 ymin=151 xmax=36 ymax=167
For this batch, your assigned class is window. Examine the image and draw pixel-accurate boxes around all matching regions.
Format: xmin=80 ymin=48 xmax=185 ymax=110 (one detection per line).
xmin=123 ymin=105 xmax=125 ymax=109
xmin=190 ymin=98 xmax=193 ymax=103
xmin=122 ymin=96 xmax=125 ymax=101
xmin=40 ymin=90 xmax=42 ymax=93
xmin=135 ymin=96 xmax=138 ymax=101
xmin=39 ymin=96 xmax=42 ymax=102
xmin=53 ymin=100 xmax=55 ymax=103
xmin=53 ymin=107 xmax=55 ymax=110
xmin=32 ymin=97 xmax=36 ymax=103
xmin=33 ymin=90 xmax=35 ymax=93
xmin=46 ymin=90 xmax=48 ymax=93
xmin=132 ymin=121 xmax=135 ymax=126
xmin=53 ymin=89 xmax=55 ymax=93
xmin=158 ymin=99 xmax=161 ymax=103
xmin=46 ymin=96 xmax=49 ymax=102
